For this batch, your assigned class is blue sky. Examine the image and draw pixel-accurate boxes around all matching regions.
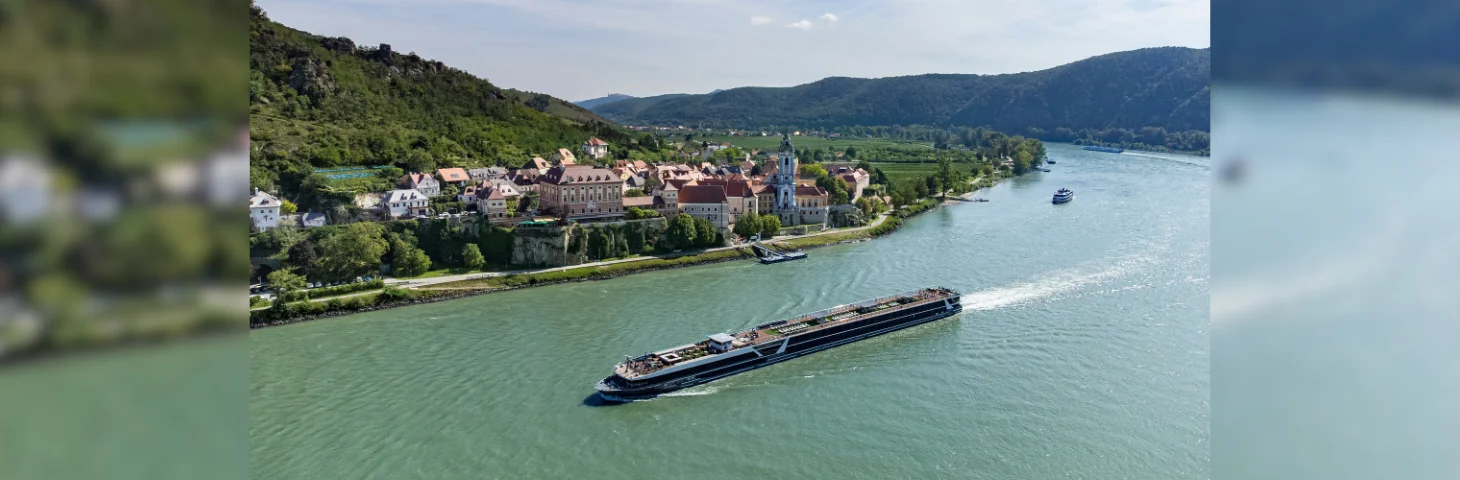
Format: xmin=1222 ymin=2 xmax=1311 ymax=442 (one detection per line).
xmin=256 ymin=0 xmax=1209 ymax=102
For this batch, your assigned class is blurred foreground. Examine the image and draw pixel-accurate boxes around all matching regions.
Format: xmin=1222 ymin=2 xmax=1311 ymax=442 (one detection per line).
xmin=0 ymin=1 xmax=247 ymax=480
xmin=1212 ymin=1 xmax=1460 ymax=477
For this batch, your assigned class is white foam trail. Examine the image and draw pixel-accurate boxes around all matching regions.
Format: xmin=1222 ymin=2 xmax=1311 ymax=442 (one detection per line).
xmin=960 ymin=256 xmax=1145 ymax=311
xmin=661 ymin=385 xmax=720 ymax=397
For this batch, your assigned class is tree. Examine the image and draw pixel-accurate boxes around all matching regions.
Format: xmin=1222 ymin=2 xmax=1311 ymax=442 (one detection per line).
xmin=266 ymin=268 xmax=306 ymax=307
xmin=624 ymin=188 xmax=646 ymax=197
xmin=693 ymin=217 xmax=719 ymax=248
xmin=392 ymin=242 xmax=432 ymax=277
xmin=855 ymin=159 xmax=871 ymax=171
xmin=913 ymin=177 xmax=929 ymax=199
xmin=317 ymin=223 xmax=389 ymax=279
xmin=280 ymin=199 xmax=298 ymax=214
xmin=285 ymin=240 xmax=323 ymax=279
xmin=733 ymin=213 xmax=762 ymax=239
xmin=461 ymin=244 xmax=485 ymax=270
xmin=662 ymin=213 xmax=697 ymax=250
xmin=846 ymin=147 xmax=859 ymax=159
xmin=759 ymin=214 xmax=781 ymax=238
xmin=639 ymin=133 xmax=658 ymax=149
xmin=937 ymin=156 xmax=954 ymax=199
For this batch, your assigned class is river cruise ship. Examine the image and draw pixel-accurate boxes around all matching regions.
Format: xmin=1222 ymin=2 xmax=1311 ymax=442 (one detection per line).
xmin=595 ymin=287 xmax=963 ymax=400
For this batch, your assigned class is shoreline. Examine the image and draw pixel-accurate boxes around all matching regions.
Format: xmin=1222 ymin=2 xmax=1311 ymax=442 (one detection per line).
xmin=250 ymin=182 xmax=999 ymax=329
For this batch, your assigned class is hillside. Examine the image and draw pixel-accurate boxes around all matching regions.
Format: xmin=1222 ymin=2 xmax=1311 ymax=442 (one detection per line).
xmin=593 ymin=47 xmax=1209 ymax=136
xmin=574 ymin=93 xmax=636 ymax=109
xmin=248 ymin=5 xmax=639 ymax=197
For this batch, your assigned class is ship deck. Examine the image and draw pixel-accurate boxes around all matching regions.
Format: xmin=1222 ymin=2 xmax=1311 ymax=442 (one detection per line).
xmin=615 ymin=287 xmax=957 ymax=379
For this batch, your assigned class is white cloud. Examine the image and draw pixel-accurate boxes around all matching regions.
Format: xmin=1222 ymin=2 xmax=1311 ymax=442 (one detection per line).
xmin=786 ymin=19 xmax=812 ymax=30
xmin=821 ymin=13 xmax=838 ymax=22
xmin=750 ymin=16 xmax=772 ymax=25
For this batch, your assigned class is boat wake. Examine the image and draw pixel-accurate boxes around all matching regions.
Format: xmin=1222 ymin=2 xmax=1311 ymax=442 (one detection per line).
xmin=960 ymin=256 xmax=1147 ymax=311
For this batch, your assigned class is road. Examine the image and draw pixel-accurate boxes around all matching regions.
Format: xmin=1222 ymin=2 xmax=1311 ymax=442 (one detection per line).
xmin=252 ymin=213 xmax=889 ymax=310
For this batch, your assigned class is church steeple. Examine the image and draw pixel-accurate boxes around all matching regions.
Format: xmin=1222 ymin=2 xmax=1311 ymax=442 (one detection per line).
xmin=780 ymin=131 xmax=793 ymax=153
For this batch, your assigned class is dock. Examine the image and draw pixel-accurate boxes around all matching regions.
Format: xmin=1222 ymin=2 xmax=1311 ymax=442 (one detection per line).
xmin=750 ymin=241 xmax=807 ymax=264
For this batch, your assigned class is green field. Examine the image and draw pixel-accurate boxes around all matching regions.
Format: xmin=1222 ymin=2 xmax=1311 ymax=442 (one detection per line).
xmin=695 ymin=135 xmax=931 ymax=151
xmin=869 ymin=162 xmax=972 ymax=182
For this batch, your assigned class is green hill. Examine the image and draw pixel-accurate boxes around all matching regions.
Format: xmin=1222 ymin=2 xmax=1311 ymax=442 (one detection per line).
xmin=248 ymin=5 xmax=639 ymax=196
xmin=592 ymin=47 xmax=1209 ymax=136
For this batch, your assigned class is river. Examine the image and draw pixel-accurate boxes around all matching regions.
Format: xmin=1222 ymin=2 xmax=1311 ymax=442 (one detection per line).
xmin=250 ymin=143 xmax=1210 ymax=479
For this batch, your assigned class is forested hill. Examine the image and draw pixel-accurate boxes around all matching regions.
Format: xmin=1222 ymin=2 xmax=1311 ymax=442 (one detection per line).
xmin=592 ymin=47 xmax=1210 ymax=136
xmin=248 ymin=5 xmax=635 ymax=192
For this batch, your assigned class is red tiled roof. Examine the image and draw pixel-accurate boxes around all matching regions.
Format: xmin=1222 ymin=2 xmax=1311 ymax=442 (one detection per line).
xmin=528 ymin=157 xmax=551 ymax=170
xmin=477 ymin=186 xmax=506 ymax=200
xmin=586 ymin=137 xmax=609 ymax=146
xmin=401 ymin=172 xmax=435 ymax=186
xmin=437 ymin=168 xmax=469 ymax=182
xmin=678 ymin=185 xmax=727 ymax=204
xmin=795 ymin=186 xmax=828 ymax=197
xmin=539 ymin=166 xmax=622 ymax=185
xmin=632 ymin=160 xmax=647 ymax=169
xmin=698 ymin=178 xmax=755 ymax=197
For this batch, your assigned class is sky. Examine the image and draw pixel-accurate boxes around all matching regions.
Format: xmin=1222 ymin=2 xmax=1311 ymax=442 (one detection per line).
xmin=255 ymin=0 xmax=1209 ymax=102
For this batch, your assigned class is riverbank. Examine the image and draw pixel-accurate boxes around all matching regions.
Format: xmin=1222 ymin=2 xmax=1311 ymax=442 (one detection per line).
xmin=250 ymin=193 xmax=957 ymax=328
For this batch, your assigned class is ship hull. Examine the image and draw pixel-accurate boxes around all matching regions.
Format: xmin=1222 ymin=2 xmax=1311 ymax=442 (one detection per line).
xmin=596 ymin=297 xmax=962 ymax=400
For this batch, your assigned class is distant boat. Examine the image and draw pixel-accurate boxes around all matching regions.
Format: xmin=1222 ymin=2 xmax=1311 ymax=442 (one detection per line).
xmin=1052 ymin=188 xmax=1074 ymax=204
xmin=1046 ymin=160 xmax=1056 ymax=164
xmin=1039 ymin=168 xmax=1051 ymax=172
xmin=1082 ymin=146 xmax=1124 ymax=154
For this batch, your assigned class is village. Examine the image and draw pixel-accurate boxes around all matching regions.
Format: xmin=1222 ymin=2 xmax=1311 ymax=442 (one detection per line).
xmin=249 ymin=133 xmax=873 ymax=239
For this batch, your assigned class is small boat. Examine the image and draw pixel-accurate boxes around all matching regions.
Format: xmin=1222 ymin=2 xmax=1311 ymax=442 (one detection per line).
xmin=1046 ymin=160 xmax=1056 ymax=164
xmin=1052 ymin=188 xmax=1074 ymax=204
xmin=1039 ymin=168 xmax=1052 ymax=172
xmin=973 ymin=198 xmax=989 ymax=203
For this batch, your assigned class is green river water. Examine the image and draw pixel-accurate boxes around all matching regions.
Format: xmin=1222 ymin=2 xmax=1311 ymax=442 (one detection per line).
xmin=250 ymin=143 xmax=1210 ymax=479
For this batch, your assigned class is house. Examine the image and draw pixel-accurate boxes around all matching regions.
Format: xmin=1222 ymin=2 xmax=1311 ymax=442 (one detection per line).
xmin=526 ymin=156 xmax=552 ymax=173
xmin=299 ymin=212 xmax=327 ymax=228
xmin=826 ymin=166 xmax=870 ymax=200
xmin=468 ymin=167 xmax=507 ymax=182
xmin=400 ymin=172 xmax=440 ymax=197
xmin=697 ymin=176 xmax=758 ymax=225
xmin=474 ymin=186 xmax=510 ymax=218
xmin=624 ymin=174 xmax=648 ymax=191
xmin=384 ymin=189 xmax=431 ymax=217
xmin=678 ymin=184 xmax=729 ymax=229
xmin=537 ymin=166 xmax=625 ymax=219
xmin=437 ymin=167 xmax=470 ymax=186
xmin=508 ymin=170 xmax=538 ymax=193
xmin=249 ymin=188 xmax=281 ymax=231
xmin=582 ymin=137 xmax=609 ymax=160
xmin=554 ymin=148 xmax=577 ymax=166
xmin=462 ymin=179 xmax=521 ymax=205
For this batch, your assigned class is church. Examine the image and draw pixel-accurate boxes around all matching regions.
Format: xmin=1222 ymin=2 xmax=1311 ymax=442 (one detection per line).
xmin=763 ymin=133 xmax=829 ymax=227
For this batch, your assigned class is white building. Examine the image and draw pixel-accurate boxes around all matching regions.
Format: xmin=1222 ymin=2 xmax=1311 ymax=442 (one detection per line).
xmin=582 ymin=137 xmax=609 ymax=160
xmin=677 ymin=184 xmax=729 ymax=229
xmin=400 ymin=173 xmax=440 ymax=197
xmin=250 ymin=188 xmax=281 ymax=231
xmin=385 ymin=189 xmax=431 ymax=217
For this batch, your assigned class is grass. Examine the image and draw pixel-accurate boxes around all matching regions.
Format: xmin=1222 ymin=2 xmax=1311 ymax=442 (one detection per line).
xmin=696 ymin=135 xmax=931 ymax=151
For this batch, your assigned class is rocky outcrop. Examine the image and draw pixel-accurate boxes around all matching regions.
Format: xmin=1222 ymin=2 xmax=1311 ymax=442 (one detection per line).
xmin=509 ymin=218 xmax=669 ymax=267
xmin=828 ymin=205 xmax=867 ymax=228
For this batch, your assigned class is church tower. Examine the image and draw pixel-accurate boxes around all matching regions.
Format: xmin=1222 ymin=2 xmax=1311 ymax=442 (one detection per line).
xmin=774 ymin=132 xmax=798 ymax=224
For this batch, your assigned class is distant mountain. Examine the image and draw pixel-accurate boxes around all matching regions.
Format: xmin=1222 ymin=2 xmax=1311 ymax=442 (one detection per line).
xmin=505 ymin=89 xmax=618 ymax=124
xmin=574 ymin=93 xmax=636 ymax=109
xmin=592 ymin=47 xmax=1210 ymax=135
